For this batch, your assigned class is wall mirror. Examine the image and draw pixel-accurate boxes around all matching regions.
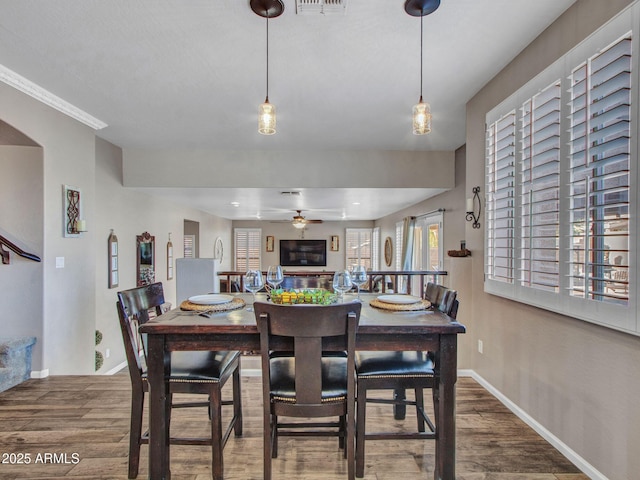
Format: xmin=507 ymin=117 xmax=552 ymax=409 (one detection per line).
xmin=136 ymin=231 xmax=155 ymax=286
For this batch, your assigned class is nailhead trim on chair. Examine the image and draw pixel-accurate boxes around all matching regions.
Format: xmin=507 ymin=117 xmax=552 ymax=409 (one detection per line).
xmin=272 ymin=395 xmax=346 ymax=403
xmin=143 ymin=377 xmax=221 ymax=384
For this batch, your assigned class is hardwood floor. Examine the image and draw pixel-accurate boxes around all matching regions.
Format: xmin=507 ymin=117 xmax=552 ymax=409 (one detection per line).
xmin=0 ymin=373 xmax=588 ymax=480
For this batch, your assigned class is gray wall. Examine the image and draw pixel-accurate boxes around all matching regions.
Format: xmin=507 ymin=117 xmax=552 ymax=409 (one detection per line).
xmin=94 ymin=137 xmax=232 ymax=373
xmin=465 ymin=1 xmax=639 ymax=478
xmin=0 ymin=145 xmax=44 ymax=368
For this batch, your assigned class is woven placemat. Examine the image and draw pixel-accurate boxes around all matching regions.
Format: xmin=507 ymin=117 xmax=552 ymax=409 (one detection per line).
xmin=369 ymin=298 xmax=431 ymax=311
xmin=180 ymin=297 xmax=246 ymax=312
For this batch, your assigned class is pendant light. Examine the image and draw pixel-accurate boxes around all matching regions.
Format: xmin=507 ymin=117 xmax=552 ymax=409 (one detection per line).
xmin=405 ymin=0 xmax=440 ymax=135
xmin=251 ymin=0 xmax=284 ymax=135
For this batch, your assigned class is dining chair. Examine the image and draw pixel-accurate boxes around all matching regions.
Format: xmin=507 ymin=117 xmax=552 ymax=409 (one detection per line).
xmin=116 ymin=282 xmax=242 ymax=480
xmin=354 ymin=284 xmax=458 ymax=478
xmin=254 ymin=301 xmax=361 ymax=480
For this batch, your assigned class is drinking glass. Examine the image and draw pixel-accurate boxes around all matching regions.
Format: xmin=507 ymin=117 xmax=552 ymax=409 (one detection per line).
xmin=243 ymin=269 xmax=264 ymax=311
xmin=332 ymin=270 xmax=353 ymax=303
xmin=266 ymin=265 xmax=284 ymax=290
xmin=349 ymin=265 xmax=367 ymax=302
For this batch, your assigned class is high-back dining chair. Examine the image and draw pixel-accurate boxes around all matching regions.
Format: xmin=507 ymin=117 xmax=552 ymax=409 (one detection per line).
xmin=354 ymin=284 xmax=458 ymax=478
xmin=254 ymin=301 xmax=361 ymax=480
xmin=116 ymin=282 xmax=242 ymax=479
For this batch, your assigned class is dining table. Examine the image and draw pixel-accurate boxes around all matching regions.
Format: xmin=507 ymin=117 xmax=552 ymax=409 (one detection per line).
xmin=139 ymin=292 xmax=466 ymax=480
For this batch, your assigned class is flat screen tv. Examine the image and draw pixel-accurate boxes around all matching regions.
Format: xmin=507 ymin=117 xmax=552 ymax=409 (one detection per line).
xmin=280 ymin=239 xmax=327 ymax=267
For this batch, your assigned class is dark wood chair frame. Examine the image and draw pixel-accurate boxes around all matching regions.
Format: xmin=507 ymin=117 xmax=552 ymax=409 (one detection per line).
xmin=355 ymin=283 xmax=458 ymax=478
xmin=254 ymin=301 xmax=361 ymax=480
xmin=116 ymin=282 xmax=243 ymax=479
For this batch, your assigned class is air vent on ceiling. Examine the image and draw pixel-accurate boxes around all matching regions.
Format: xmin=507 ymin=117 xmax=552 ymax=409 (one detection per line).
xmin=280 ymin=191 xmax=302 ymax=196
xmin=296 ymin=0 xmax=347 ymax=15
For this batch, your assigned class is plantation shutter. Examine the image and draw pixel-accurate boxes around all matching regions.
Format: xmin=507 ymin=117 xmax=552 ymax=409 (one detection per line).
xmin=234 ymin=228 xmax=261 ymax=271
xmin=568 ymin=35 xmax=631 ymax=303
xmin=486 ymin=111 xmax=516 ymax=284
xmin=519 ymin=81 xmax=561 ymax=292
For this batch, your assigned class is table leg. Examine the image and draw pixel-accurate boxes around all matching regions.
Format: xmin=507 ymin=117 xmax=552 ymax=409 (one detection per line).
xmin=434 ymin=334 xmax=457 ymax=480
xmin=147 ymin=334 xmax=171 ymax=479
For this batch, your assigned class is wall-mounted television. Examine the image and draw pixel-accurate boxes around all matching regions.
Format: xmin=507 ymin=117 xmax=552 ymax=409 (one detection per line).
xmin=280 ymin=239 xmax=327 ymax=267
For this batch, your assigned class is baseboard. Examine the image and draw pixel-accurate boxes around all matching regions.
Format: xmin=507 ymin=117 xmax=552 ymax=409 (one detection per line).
xmin=104 ymin=361 xmax=128 ymax=376
xmin=30 ymin=369 xmax=49 ymax=379
xmin=464 ymin=370 xmax=607 ymax=480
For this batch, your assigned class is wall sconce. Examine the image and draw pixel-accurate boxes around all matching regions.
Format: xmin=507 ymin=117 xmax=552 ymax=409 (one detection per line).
xmin=466 ymin=186 xmax=481 ymax=229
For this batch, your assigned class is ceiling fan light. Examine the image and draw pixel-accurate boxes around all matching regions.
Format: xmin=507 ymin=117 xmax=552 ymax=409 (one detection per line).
xmin=259 ymin=98 xmax=276 ymax=135
xmin=413 ymin=98 xmax=431 ymax=135
xmin=292 ymin=220 xmax=306 ymax=229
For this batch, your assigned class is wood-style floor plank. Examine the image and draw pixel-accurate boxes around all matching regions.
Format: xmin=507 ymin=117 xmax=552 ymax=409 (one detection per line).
xmin=0 ymin=374 xmax=588 ymax=479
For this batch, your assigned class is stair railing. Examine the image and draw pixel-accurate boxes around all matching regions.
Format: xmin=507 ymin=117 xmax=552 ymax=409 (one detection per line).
xmin=0 ymin=233 xmax=41 ymax=264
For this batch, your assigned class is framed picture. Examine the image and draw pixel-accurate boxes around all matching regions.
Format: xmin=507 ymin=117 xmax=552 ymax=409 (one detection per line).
xmin=167 ymin=234 xmax=174 ymax=280
xmin=331 ymin=235 xmax=339 ymax=252
xmin=63 ymin=185 xmax=83 ymax=238
xmin=266 ymin=235 xmax=274 ymax=252
xmin=108 ymin=230 xmax=119 ymax=288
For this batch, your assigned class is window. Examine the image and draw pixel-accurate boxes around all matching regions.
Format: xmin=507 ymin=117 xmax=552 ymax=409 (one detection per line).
xmin=345 ymin=228 xmax=373 ymax=269
xmin=234 ymin=228 xmax=261 ymax=271
xmin=395 ymin=222 xmax=403 ymax=269
xmin=485 ymin=8 xmax=637 ymax=335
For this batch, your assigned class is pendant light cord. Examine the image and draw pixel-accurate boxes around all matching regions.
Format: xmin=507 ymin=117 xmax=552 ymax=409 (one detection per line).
xmin=266 ymin=14 xmax=270 ymax=101
xmin=419 ymin=11 xmax=423 ymax=100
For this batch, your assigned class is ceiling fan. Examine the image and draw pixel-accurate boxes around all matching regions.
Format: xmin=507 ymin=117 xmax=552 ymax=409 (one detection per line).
xmin=290 ymin=210 xmax=323 ymax=229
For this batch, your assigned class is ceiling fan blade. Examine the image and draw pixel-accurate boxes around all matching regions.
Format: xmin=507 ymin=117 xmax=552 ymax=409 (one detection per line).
xmin=305 ymin=219 xmax=323 ymax=224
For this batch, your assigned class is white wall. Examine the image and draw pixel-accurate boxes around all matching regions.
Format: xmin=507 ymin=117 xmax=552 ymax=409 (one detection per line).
xmin=1 ymin=81 xmax=96 ymax=375
xmin=465 ymin=1 xmax=639 ymax=478
xmin=94 ymin=137 xmax=232 ymax=373
xmin=0 ymin=145 xmax=44 ymax=368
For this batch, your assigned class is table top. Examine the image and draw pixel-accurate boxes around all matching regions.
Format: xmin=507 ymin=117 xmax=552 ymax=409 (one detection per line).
xmin=139 ymin=293 xmax=466 ymax=336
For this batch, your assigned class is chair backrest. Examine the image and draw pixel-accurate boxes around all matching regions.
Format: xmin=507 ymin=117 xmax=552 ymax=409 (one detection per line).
xmin=116 ymin=282 xmax=166 ymax=386
xmin=254 ymin=301 xmax=361 ymax=406
xmin=425 ymin=282 xmax=457 ymax=316
xmin=437 ymin=288 xmax=457 ymax=316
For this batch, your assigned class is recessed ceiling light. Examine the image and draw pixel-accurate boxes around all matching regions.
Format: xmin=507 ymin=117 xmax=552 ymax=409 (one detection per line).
xmin=352 ymin=202 xmax=361 ymax=205
xmin=231 ymin=202 xmax=240 ymax=207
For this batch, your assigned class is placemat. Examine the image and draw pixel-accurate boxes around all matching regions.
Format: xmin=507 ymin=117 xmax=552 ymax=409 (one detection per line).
xmin=369 ymin=298 xmax=431 ymax=311
xmin=180 ymin=297 xmax=246 ymax=312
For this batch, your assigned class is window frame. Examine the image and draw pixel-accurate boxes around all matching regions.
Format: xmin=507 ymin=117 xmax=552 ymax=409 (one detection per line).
xmin=484 ymin=6 xmax=639 ymax=335
xmin=234 ymin=228 xmax=262 ymax=271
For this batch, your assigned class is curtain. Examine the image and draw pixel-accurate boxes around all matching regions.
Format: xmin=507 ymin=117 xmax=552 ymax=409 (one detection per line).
xmin=398 ymin=216 xmax=416 ymax=293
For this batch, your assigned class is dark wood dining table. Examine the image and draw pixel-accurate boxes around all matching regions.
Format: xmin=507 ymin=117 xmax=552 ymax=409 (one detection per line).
xmin=139 ymin=293 xmax=466 ymax=480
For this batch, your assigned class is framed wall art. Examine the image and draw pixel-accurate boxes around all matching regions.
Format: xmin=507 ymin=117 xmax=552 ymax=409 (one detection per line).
xmin=167 ymin=233 xmax=174 ymax=280
xmin=63 ymin=185 xmax=85 ymax=237
xmin=330 ymin=235 xmax=339 ymax=252
xmin=266 ymin=235 xmax=274 ymax=252
xmin=108 ymin=230 xmax=119 ymax=288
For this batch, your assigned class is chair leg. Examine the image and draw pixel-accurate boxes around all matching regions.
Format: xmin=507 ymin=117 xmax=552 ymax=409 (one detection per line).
xmin=415 ymin=387 xmax=425 ymax=432
xmin=271 ymin=414 xmax=278 ymax=458
xmin=393 ymin=388 xmax=406 ymax=419
xmin=210 ymin=386 xmax=224 ymax=480
xmin=233 ymin=365 xmax=243 ymax=437
xmin=128 ymin=389 xmax=144 ymax=479
xmin=263 ymin=409 xmax=273 ymax=480
xmin=355 ymin=384 xmax=366 ymax=478
xmin=339 ymin=414 xmax=346 ymax=452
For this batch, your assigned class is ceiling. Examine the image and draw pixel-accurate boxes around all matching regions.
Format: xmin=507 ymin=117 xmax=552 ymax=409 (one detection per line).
xmin=0 ymin=0 xmax=576 ymax=221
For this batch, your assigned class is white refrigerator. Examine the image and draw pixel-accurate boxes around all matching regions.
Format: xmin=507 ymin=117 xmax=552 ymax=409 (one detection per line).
xmin=176 ymin=258 xmax=220 ymax=304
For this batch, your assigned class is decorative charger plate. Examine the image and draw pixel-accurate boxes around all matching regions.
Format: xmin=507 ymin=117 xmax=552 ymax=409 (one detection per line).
xmin=188 ymin=294 xmax=233 ymax=305
xmin=377 ymin=294 xmax=422 ymax=305
xmin=180 ymin=297 xmax=245 ymax=312
xmin=370 ymin=296 xmax=431 ymax=311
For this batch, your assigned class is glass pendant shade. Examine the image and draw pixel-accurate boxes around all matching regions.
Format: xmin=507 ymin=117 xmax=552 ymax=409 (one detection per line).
xmin=292 ymin=221 xmax=306 ymax=229
xmin=258 ymin=98 xmax=276 ymax=135
xmin=412 ymin=97 xmax=431 ymax=135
